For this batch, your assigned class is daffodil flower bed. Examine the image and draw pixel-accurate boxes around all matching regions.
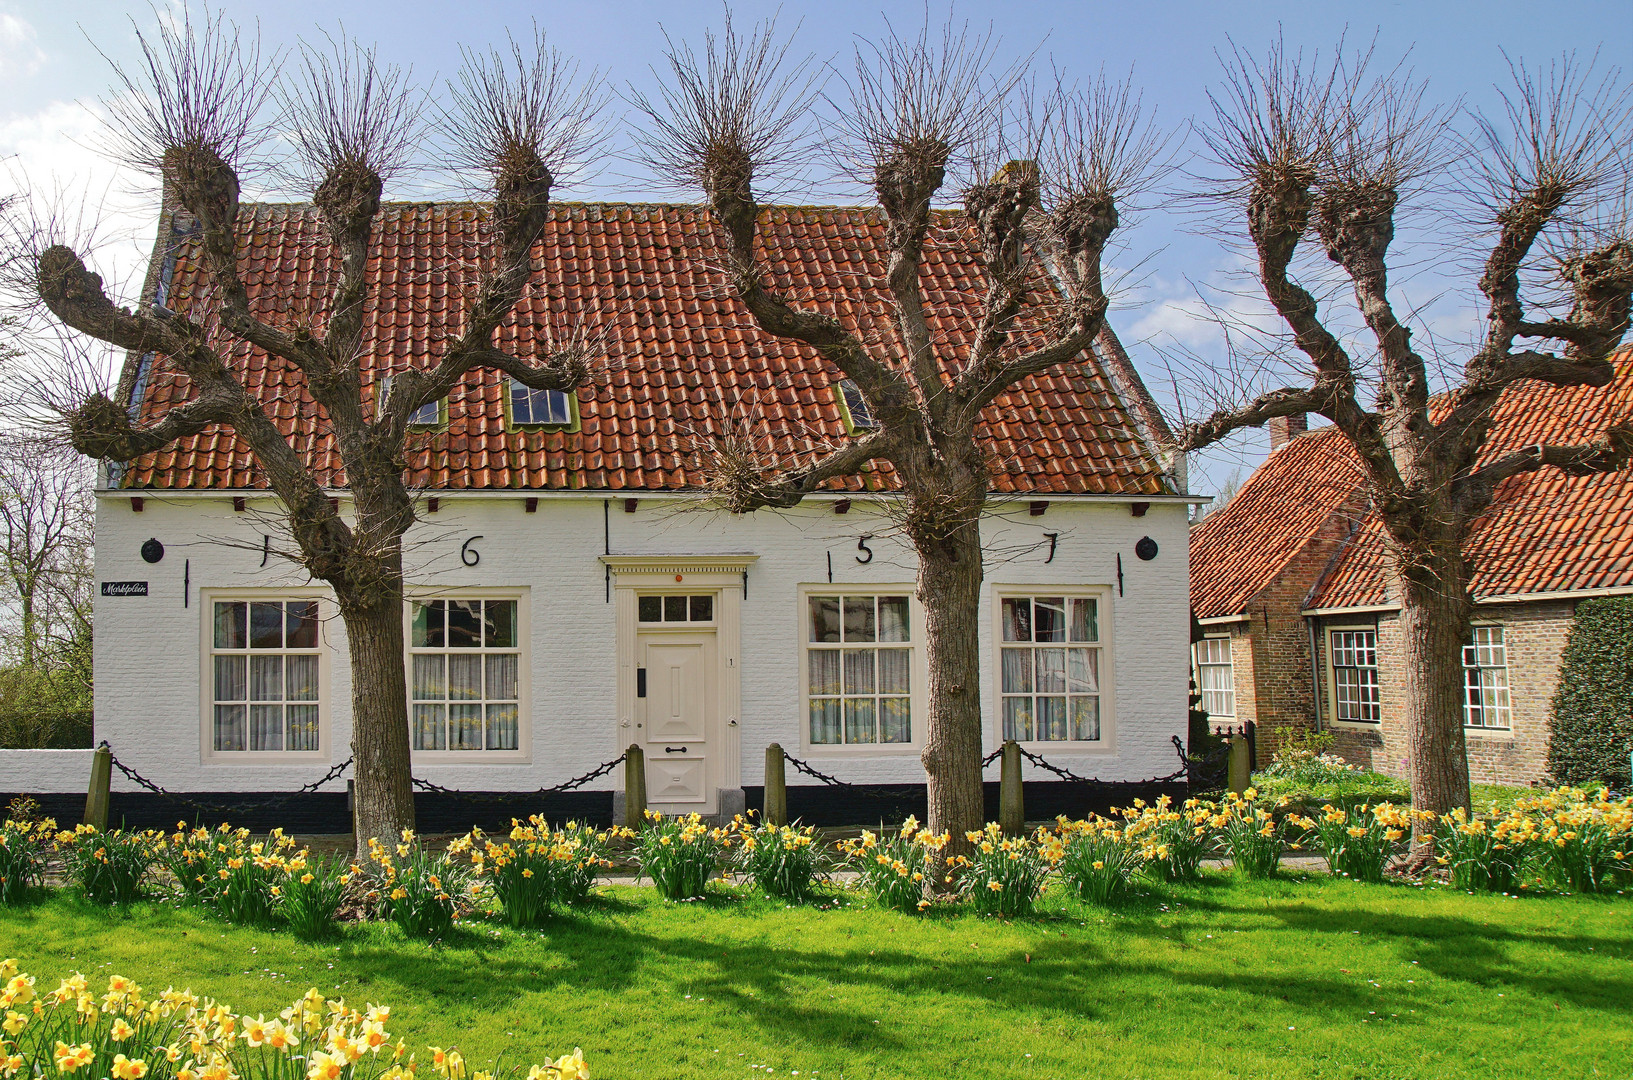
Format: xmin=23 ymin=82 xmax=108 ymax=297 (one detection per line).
xmin=719 ymin=815 xmax=822 ymax=901
xmin=57 ymin=825 xmax=164 ymax=906
xmin=1310 ymin=802 xmax=1412 ymax=883
xmin=1213 ymin=790 xmax=1314 ymax=879
xmin=1053 ymin=816 xmax=1143 ymax=904
xmin=951 ymin=823 xmax=1056 ymax=917
xmin=0 ymin=960 xmax=587 ymax=1080
xmin=837 ymin=817 xmax=948 ymax=912
xmin=0 ymin=816 xmax=54 ymax=904
xmin=1119 ymin=795 xmax=1215 ymax=882
xmin=1513 ymin=787 xmax=1633 ymax=893
xmin=460 ymin=819 xmax=614 ymax=927
xmin=364 ymin=833 xmax=473 ymax=940
xmin=632 ymin=812 xmax=721 ymax=900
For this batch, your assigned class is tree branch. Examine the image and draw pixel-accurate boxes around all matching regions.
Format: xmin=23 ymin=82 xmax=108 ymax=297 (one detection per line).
xmin=1455 ymin=420 xmax=1633 ymax=515
xmin=1176 ymin=386 xmax=1326 ymax=452
xmin=703 ymin=431 xmax=891 ymax=512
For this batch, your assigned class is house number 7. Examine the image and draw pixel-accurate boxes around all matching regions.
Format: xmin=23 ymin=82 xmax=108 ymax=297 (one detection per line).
xmin=461 ymin=536 xmax=483 ymax=566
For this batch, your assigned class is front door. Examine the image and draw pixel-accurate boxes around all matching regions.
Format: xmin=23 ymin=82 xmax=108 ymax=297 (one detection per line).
xmin=637 ymin=629 xmax=718 ymax=815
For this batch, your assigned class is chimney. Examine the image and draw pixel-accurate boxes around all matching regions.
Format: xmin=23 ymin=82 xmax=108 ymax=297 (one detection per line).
xmin=1268 ymin=413 xmax=1307 ymax=451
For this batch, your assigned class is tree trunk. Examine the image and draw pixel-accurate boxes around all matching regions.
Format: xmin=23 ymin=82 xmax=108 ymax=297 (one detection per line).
xmin=915 ymin=513 xmax=987 ymax=889
xmin=338 ymin=580 xmax=416 ymax=855
xmin=1392 ymin=543 xmax=1473 ymax=842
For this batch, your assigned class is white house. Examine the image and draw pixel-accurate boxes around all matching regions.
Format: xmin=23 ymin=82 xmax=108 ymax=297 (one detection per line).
xmin=5 ymin=200 xmax=1197 ymax=829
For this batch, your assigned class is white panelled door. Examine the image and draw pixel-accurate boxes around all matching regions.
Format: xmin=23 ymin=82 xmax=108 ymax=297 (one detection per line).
xmin=637 ymin=629 xmax=718 ymax=814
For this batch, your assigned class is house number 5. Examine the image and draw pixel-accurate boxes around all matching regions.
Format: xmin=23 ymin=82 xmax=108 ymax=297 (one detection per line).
xmin=461 ymin=536 xmax=483 ymax=566
xmin=856 ymin=535 xmax=874 ymax=564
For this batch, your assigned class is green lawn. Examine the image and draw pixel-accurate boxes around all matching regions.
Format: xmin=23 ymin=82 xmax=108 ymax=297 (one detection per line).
xmin=2 ymin=876 xmax=1629 ymax=1080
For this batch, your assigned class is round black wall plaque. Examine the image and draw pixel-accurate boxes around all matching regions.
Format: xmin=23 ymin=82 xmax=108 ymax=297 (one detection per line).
xmin=140 ymin=537 xmax=165 ymax=564
xmin=1134 ymin=536 xmax=1159 ymax=561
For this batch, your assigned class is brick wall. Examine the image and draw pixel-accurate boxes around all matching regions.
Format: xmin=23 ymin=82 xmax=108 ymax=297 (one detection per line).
xmin=1311 ymin=601 xmax=1575 ymax=786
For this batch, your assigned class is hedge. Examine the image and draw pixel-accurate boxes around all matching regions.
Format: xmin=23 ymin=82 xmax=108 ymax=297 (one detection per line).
xmin=1548 ymin=596 xmax=1633 ymax=788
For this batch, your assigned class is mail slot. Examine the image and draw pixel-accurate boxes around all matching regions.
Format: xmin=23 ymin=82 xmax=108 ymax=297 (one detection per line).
xmin=636 ymin=667 xmax=646 ymax=698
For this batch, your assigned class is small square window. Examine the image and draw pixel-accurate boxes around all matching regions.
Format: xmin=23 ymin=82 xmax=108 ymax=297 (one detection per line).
xmin=511 ymin=380 xmax=575 ymax=427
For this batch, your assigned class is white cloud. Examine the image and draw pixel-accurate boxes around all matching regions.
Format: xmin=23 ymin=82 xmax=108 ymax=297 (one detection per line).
xmin=0 ymin=13 xmax=44 ymax=82
xmin=0 ymin=98 xmax=159 ymax=302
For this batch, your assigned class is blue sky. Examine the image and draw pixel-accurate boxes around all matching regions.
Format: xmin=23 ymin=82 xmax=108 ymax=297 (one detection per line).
xmin=1 ymin=0 xmax=1628 ymax=495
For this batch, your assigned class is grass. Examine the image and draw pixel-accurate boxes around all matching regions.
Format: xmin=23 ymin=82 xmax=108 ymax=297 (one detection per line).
xmin=2 ymin=875 xmax=1630 ymax=1080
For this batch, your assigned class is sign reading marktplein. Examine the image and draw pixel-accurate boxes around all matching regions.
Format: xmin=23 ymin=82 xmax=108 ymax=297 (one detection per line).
xmin=100 ymin=581 xmax=149 ymax=597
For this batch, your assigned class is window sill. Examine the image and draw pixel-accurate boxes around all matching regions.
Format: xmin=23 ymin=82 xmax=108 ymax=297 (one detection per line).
xmin=410 ymin=751 xmax=532 ymax=765
xmin=800 ymin=744 xmax=921 ymax=757
xmin=203 ymin=752 xmax=329 ymax=764
xmin=1328 ymin=719 xmax=1382 ymax=731
xmin=1464 ymin=726 xmax=1515 ymax=739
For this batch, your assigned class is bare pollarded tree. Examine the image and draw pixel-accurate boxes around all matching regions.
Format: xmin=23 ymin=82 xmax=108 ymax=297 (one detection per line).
xmin=1175 ymin=42 xmax=1633 ymax=828
xmin=18 ymin=10 xmax=608 ymax=850
xmin=634 ymin=16 xmax=1168 ymax=870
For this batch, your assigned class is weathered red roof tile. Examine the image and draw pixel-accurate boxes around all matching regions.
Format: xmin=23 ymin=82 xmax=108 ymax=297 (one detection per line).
xmin=124 ymin=203 xmax=1166 ymax=496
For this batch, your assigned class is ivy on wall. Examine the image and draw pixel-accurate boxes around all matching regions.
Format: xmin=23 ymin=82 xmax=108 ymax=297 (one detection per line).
xmin=1547 ymin=596 xmax=1633 ymax=788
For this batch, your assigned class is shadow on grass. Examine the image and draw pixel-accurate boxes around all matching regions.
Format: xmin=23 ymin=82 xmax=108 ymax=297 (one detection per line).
xmin=10 ymin=880 xmax=1632 ymax=1060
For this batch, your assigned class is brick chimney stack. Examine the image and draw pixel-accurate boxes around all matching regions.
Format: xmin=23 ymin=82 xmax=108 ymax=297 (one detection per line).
xmin=1267 ymin=413 xmax=1307 ymax=451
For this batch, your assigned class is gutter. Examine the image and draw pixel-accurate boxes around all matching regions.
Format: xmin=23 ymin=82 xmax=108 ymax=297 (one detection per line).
xmin=95 ymin=488 xmax=1211 ymax=506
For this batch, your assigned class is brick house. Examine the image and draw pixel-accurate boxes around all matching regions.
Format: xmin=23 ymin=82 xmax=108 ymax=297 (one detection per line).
xmin=0 ymin=197 xmax=1200 ymax=829
xmin=1189 ymin=351 xmax=1633 ymax=785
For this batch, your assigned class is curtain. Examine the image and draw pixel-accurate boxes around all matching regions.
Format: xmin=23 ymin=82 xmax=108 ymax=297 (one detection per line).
xmin=413 ymin=704 xmax=446 ymax=750
xmin=880 ymin=697 xmax=911 ymax=743
xmin=214 ymin=704 xmax=245 ymax=751
xmin=486 ymin=703 xmax=519 ymax=750
xmin=808 ymin=698 xmax=841 ymax=744
xmin=448 ymin=655 xmax=482 ymax=699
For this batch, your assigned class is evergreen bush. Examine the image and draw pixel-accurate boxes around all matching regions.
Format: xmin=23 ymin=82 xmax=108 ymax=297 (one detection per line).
xmin=1547 ymin=596 xmax=1633 ymax=788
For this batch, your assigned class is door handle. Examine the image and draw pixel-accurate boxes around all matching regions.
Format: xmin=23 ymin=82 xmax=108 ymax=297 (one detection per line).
xmin=636 ymin=668 xmax=646 ymax=698
xmin=664 ymin=746 xmax=688 ymax=754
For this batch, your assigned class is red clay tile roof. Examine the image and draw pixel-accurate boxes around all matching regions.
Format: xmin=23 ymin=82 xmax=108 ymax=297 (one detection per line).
xmin=1191 ymin=350 xmax=1633 ymax=615
xmin=124 ymin=202 xmax=1168 ymax=496
xmin=1188 ymin=428 xmax=1366 ymax=619
xmin=1310 ymin=350 xmax=1633 ymax=608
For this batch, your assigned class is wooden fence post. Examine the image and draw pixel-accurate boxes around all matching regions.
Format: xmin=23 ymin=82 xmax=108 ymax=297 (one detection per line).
xmin=764 ymin=743 xmax=787 ymax=826
xmin=84 ymin=745 xmax=111 ymax=831
xmin=624 ymin=744 xmax=647 ymax=829
xmin=999 ymin=740 xmax=1024 ymax=836
xmin=1227 ymin=732 xmax=1251 ymax=795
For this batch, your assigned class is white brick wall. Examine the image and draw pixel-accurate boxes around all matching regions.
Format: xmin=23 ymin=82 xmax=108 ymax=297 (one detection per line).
xmin=2 ymin=492 xmax=1190 ymax=793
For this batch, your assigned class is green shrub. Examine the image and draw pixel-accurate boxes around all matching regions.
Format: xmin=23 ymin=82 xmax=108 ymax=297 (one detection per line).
xmin=1548 ymin=596 xmax=1633 ymax=789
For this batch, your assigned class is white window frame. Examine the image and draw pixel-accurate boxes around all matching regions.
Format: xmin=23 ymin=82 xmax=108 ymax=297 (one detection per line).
xmin=798 ymin=584 xmax=926 ymax=756
xmin=1463 ymin=623 xmax=1513 ymax=732
xmin=404 ymin=588 xmax=531 ymax=764
xmin=507 ymin=379 xmax=577 ymax=429
xmin=1193 ymin=634 xmax=1235 ymax=719
xmin=377 ymin=373 xmax=444 ymax=428
xmin=992 ymin=587 xmax=1116 ymax=752
xmin=198 ymin=590 xmax=331 ymax=763
xmin=1326 ymin=624 xmax=1381 ymax=726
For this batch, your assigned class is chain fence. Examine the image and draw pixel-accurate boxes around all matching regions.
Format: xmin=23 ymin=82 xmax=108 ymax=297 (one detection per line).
xmin=408 ymin=753 xmax=627 ymax=805
xmin=102 ymin=742 xmax=354 ymax=819
xmin=102 ymin=744 xmax=630 ymax=818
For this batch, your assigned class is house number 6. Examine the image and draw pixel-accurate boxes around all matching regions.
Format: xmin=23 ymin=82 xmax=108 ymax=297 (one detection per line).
xmin=461 ymin=536 xmax=483 ymax=566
